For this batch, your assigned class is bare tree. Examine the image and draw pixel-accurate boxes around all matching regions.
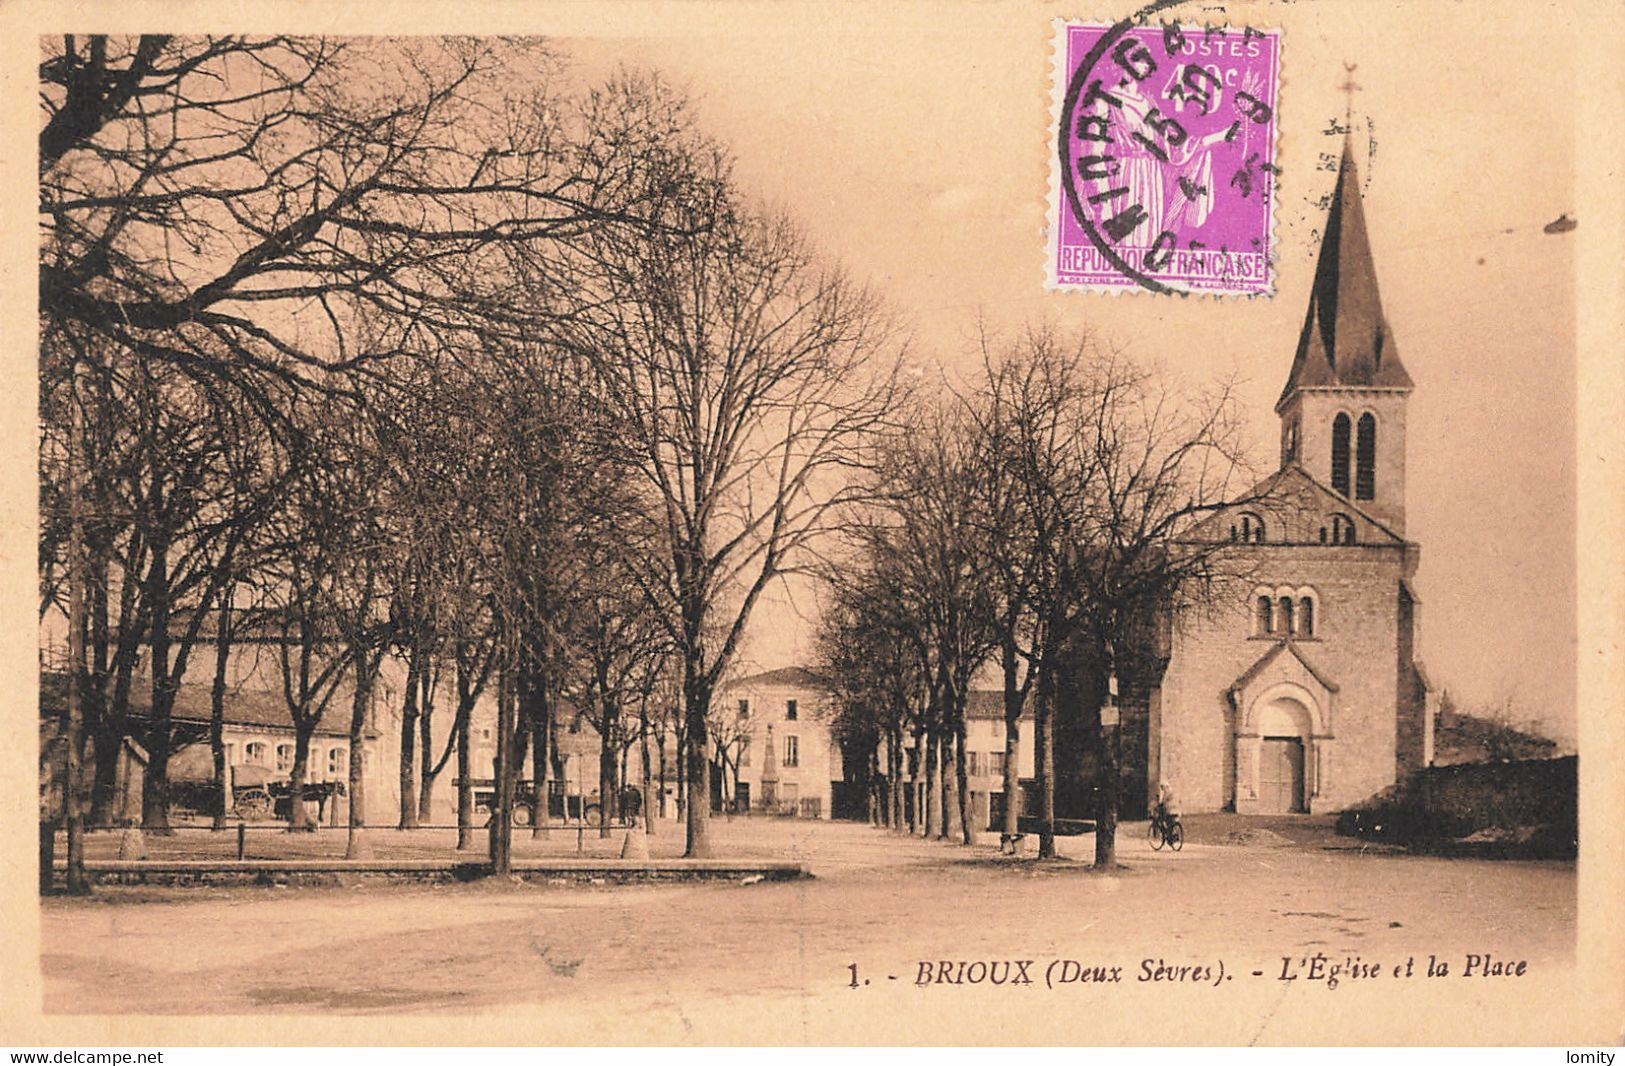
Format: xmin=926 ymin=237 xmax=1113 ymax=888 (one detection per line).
xmin=1060 ymin=355 xmax=1259 ymax=867
xmin=564 ymin=550 xmax=670 ymax=838
xmin=40 ymin=37 xmax=709 ymax=401
xmin=39 ymin=329 xmax=293 ymax=833
xmin=260 ymin=396 xmax=391 ymax=832
xmin=566 ymin=206 xmax=900 ymax=857
xmin=815 ymin=567 xmax=927 ymax=832
xmin=959 ymin=327 xmax=1106 ymax=857
xmin=851 ymin=399 xmax=998 ymax=845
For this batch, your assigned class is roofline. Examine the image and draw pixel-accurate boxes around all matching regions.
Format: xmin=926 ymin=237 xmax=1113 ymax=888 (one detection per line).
xmin=39 ymin=704 xmax=367 ymax=740
xmin=1275 ymin=384 xmax=1413 ymax=415
xmin=725 ymin=667 xmax=831 ymax=689
xmin=1228 ymin=639 xmax=1340 ymax=697
xmin=1276 ymin=461 xmax=1413 ymax=545
xmin=1179 ymin=462 xmax=1413 ymax=548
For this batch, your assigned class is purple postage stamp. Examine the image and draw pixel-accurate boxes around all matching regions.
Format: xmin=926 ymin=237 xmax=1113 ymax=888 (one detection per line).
xmin=1049 ymin=18 xmax=1281 ymax=296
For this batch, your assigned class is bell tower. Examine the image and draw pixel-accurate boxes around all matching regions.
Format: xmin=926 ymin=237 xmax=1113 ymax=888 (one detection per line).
xmin=1276 ymin=139 xmax=1414 ymax=535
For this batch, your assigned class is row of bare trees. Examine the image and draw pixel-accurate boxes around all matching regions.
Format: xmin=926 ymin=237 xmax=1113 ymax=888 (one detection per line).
xmin=817 ymin=327 xmax=1261 ymax=866
xmin=40 ymin=35 xmax=902 ymax=891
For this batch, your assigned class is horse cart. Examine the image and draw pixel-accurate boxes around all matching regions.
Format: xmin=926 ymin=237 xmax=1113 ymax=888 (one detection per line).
xmin=170 ymin=763 xmax=345 ymax=823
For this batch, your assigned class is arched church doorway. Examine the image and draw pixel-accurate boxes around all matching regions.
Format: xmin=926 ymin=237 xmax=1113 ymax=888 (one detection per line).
xmin=1254 ymin=697 xmax=1313 ymax=813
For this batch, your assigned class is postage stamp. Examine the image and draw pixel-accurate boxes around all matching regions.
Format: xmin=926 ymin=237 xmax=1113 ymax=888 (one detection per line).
xmin=1049 ymin=17 xmax=1282 ymax=296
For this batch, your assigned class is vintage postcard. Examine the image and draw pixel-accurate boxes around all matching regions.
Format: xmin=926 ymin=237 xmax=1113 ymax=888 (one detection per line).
xmin=2 ymin=0 xmax=1622 ymax=1049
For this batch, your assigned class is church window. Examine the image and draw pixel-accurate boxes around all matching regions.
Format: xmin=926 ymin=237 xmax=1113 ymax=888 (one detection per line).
xmin=1239 ymin=512 xmax=1265 ymax=543
xmin=1277 ymin=596 xmax=1295 ymax=636
xmin=1356 ymin=414 xmax=1377 ymax=500
xmin=1286 ymin=419 xmax=1300 ymax=462
xmin=1331 ymin=413 xmax=1352 ymax=496
xmin=1299 ymin=597 xmax=1315 ymax=637
xmin=1331 ymin=513 xmax=1357 ymax=545
xmin=1255 ymin=596 xmax=1273 ymax=636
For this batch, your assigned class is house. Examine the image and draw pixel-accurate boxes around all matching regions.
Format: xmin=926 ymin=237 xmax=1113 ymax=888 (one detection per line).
xmin=38 ymin=666 xmax=380 ymax=826
xmin=715 ymin=667 xmax=842 ymax=818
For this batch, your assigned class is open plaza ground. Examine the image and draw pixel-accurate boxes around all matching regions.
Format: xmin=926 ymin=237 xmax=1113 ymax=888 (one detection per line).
xmin=37 ymin=815 xmax=1577 ymax=1040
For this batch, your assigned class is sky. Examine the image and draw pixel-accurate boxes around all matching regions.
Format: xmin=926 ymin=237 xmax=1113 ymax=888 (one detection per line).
xmin=559 ymin=1 xmax=1580 ymax=742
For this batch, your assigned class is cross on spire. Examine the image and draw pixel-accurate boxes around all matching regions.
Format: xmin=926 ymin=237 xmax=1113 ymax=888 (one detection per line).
xmin=1339 ymin=62 xmax=1361 ymax=128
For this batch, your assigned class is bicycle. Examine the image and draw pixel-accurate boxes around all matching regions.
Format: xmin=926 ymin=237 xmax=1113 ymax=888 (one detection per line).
xmin=1148 ymin=810 xmax=1184 ymax=851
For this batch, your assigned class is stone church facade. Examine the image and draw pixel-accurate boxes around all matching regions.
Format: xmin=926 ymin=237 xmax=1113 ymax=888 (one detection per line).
xmin=1147 ymin=142 xmax=1438 ymax=815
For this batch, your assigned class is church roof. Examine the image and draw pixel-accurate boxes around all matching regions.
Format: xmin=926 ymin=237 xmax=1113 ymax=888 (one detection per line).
xmin=1186 ymin=462 xmax=1407 ymax=546
xmin=1277 ymin=138 xmax=1413 ymax=413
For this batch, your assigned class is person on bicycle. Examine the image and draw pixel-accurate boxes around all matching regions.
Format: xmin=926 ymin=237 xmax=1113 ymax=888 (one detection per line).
xmin=1154 ymin=780 xmax=1180 ymax=832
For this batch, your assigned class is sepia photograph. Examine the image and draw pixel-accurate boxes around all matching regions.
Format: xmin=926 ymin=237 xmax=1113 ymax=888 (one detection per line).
xmin=5 ymin=0 xmax=1623 ymax=1048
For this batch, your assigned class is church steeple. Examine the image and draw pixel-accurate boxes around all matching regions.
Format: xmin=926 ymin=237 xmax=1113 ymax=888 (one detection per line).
xmin=1275 ymin=137 xmax=1413 ymax=535
xmin=1277 ymin=139 xmax=1413 ymax=412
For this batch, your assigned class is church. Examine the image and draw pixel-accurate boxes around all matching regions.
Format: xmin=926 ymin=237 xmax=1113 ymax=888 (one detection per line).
xmin=1144 ymin=141 xmax=1439 ymax=815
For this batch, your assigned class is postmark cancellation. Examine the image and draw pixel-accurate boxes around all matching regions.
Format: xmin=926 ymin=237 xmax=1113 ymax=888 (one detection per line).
xmin=1048 ymin=17 xmax=1282 ymax=296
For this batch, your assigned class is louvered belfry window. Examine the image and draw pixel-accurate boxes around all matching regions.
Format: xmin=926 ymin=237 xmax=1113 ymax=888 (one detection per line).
xmin=1331 ymin=413 xmax=1351 ymax=496
xmin=1356 ymin=413 xmax=1377 ymax=500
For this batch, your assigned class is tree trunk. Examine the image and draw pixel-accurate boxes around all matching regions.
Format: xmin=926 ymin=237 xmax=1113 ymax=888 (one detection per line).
xmin=346 ymin=652 xmax=378 ymax=860
xmin=140 ymin=535 xmax=173 ymax=834
xmin=1035 ymin=655 xmax=1057 ymax=859
xmin=84 ymin=551 xmax=114 ymax=825
xmin=61 ymin=366 xmax=89 ymax=893
xmin=417 ymin=659 xmax=437 ymax=823
xmin=640 ymin=719 xmax=654 ymax=836
xmin=506 ymin=713 xmax=530 ymax=847
xmin=889 ymin=725 xmax=903 ymax=832
xmin=599 ymin=696 xmax=618 ymax=839
xmin=90 ymin=633 xmax=138 ymax=825
xmin=657 ymin=732 xmax=668 ymax=819
xmin=455 ymin=701 xmax=474 ymax=850
xmin=398 ymin=645 xmax=421 ymax=829
xmin=287 ymin=724 xmax=315 ymax=831
xmin=871 ymin=741 xmax=884 ymax=827
xmin=907 ymin=728 xmax=921 ymax=834
xmin=1000 ymin=640 xmax=1024 ymax=841
xmin=529 ymin=677 xmax=551 ymax=837
xmin=89 ymin=540 xmax=142 ymax=826
xmin=955 ymin=714 xmax=973 ymax=845
xmin=488 ymin=665 xmax=515 ymax=873
xmin=929 ymin=734 xmax=942 ymax=838
xmin=1095 ymin=653 xmax=1120 ymax=869
xmin=210 ymin=584 xmax=235 ymax=830
xmin=675 ymin=726 xmax=687 ymax=820
xmin=682 ymin=654 xmax=712 ymax=857
xmin=88 ymin=726 xmax=121 ymax=826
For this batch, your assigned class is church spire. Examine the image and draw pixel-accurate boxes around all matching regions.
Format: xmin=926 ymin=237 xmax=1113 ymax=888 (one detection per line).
xmin=1275 ymin=138 xmax=1413 ymax=412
